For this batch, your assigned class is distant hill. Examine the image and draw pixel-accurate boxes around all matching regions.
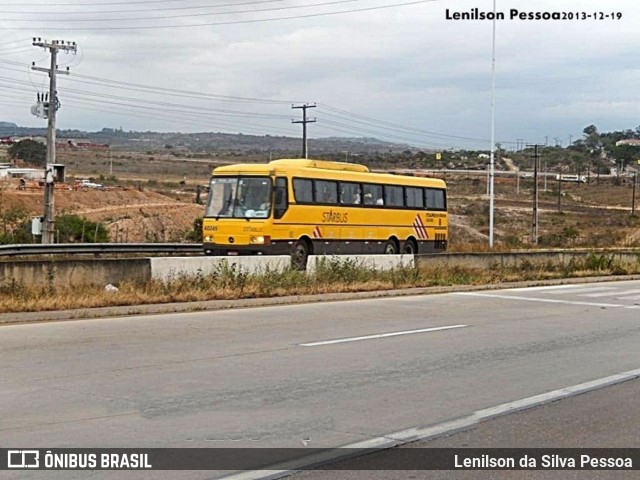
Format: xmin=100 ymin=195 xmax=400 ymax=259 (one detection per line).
xmin=0 ymin=124 xmax=417 ymax=156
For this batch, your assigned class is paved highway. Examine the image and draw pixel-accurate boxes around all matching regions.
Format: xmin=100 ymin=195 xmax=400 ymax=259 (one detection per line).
xmin=2 ymin=279 xmax=640 ymax=479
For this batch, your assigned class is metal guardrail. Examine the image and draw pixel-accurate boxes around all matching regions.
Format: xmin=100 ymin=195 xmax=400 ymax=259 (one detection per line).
xmin=0 ymin=243 xmax=203 ymax=257
xmin=0 ymin=243 xmax=637 ymax=259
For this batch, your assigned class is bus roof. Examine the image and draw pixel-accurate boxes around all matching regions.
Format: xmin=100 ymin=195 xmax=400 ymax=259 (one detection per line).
xmin=212 ymin=159 xmax=446 ymax=188
xmin=213 ymin=159 xmax=368 ymax=174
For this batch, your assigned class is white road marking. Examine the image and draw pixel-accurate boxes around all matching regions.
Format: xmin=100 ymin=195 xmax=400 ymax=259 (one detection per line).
xmin=455 ymin=292 xmax=640 ymax=309
xmin=580 ymin=289 xmax=640 ymax=298
xmin=222 ymin=367 xmax=640 ymax=479
xmin=547 ymin=286 xmax=616 ymax=295
xmin=299 ymin=324 xmax=468 ymax=347
xmin=507 ymin=284 xmax=598 ymax=292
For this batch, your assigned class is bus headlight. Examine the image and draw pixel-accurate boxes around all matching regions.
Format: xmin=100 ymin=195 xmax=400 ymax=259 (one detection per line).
xmin=250 ymin=235 xmax=271 ymax=245
xmin=204 ymin=235 xmax=212 ymax=242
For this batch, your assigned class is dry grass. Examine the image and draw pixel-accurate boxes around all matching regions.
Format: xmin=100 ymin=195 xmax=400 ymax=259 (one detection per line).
xmin=2 ymin=255 xmax=639 ymax=314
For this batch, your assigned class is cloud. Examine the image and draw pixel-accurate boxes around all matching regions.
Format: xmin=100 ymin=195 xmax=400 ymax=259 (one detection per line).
xmin=0 ymin=0 xmax=638 ymax=149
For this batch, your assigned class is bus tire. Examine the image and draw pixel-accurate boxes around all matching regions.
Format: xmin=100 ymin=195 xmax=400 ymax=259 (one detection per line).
xmin=291 ymin=238 xmax=311 ymax=270
xmin=383 ymin=238 xmax=399 ymax=254
xmin=402 ymin=238 xmax=418 ymax=255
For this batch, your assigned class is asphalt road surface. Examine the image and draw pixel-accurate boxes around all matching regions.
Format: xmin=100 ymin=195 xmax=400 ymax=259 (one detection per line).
xmin=2 ymin=279 xmax=640 ymax=479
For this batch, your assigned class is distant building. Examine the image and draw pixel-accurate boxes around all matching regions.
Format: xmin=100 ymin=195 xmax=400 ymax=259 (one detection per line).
xmin=615 ymin=139 xmax=640 ymax=147
xmin=0 ymin=168 xmax=44 ymax=180
xmin=56 ymin=140 xmax=109 ymax=149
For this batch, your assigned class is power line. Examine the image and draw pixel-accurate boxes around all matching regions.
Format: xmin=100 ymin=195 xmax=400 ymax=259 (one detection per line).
xmin=0 ymin=59 xmax=297 ymax=105
xmin=2 ymin=0 xmax=437 ymax=30
xmin=0 ymin=0 xmax=231 ymax=6
xmin=1 ymin=0 xmax=283 ymax=16
xmin=318 ymin=103 xmax=516 ymax=145
xmin=3 ymin=0 xmax=358 ymax=23
xmin=0 ymin=42 xmax=519 ymax=149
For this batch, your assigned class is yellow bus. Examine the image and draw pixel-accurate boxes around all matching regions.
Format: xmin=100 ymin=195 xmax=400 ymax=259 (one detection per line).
xmin=202 ymin=159 xmax=447 ymax=266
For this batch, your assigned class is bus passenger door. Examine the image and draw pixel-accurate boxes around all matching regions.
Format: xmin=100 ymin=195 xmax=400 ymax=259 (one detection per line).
xmin=273 ymin=177 xmax=288 ymax=219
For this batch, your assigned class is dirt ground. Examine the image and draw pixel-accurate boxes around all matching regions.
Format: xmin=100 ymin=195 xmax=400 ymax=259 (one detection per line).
xmin=445 ymin=174 xmax=640 ymax=248
xmin=1 ymin=146 xmax=639 ymax=248
xmin=0 ymin=180 xmax=202 ymax=242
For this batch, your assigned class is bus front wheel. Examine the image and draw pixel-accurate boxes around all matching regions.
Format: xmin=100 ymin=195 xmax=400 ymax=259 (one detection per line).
xmin=383 ymin=238 xmax=399 ymax=254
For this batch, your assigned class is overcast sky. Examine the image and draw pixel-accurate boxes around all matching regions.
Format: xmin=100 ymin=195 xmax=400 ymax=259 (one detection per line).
xmin=0 ymin=0 xmax=637 ymax=150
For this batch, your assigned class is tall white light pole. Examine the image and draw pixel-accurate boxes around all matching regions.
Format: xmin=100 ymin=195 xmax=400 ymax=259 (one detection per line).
xmin=488 ymin=0 xmax=497 ymax=248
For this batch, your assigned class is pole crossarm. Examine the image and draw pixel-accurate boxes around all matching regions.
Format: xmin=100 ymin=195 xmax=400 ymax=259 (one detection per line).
xmin=292 ymin=103 xmax=316 ymax=159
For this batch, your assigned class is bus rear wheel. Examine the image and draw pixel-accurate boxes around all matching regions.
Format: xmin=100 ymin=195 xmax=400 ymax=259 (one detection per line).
xmin=402 ymin=239 xmax=418 ymax=254
xmin=383 ymin=238 xmax=399 ymax=254
xmin=291 ymin=239 xmax=311 ymax=270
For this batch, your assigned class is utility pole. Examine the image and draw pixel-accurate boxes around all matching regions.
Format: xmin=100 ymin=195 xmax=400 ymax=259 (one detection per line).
xmin=557 ymin=171 xmax=562 ymax=211
xmin=32 ymin=38 xmax=77 ymax=244
xmin=292 ymin=103 xmax=316 ymax=159
xmin=528 ymin=144 xmax=541 ymax=245
xmin=633 ymin=173 xmax=637 ymax=216
xmin=488 ymin=0 xmax=497 ymax=248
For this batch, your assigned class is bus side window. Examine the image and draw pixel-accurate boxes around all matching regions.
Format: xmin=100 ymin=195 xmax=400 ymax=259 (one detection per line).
xmin=293 ymin=178 xmax=313 ymax=203
xmin=406 ymin=187 xmax=424 ymax=209
xmin=363 ymin=184 xmax=383 ymax=206
xmin=384 ymin=185 xmax=404 ymax=207
xmin=274 ymin=177 xmax=288 ymax=219
xmin=426 ymin=188 xmax=446 ymax=210
xmin=339 ymin=182 xmax=361 ymax=205
xmin=314 ymin=180 xmax=338 ymax=205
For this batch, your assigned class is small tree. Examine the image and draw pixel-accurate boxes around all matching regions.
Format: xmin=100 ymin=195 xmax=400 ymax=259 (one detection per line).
xmin=7 ymin=139 xmax=46 ymax=167
xmin=0 ymin=206 xmax=34 ymax=244
xmin=185 ymin=217 xmax=203 ymax=242
xmin=54 ymin=214 xmax=109 ymax=243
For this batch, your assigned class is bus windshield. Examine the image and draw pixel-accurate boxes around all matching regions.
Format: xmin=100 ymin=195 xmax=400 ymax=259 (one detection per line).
xmin=205 ymin=176 xmax=272 ymax=219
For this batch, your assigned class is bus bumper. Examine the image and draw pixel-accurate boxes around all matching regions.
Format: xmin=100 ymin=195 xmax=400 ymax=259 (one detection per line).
xmin=203 ymin=242 xmax=292 ymax=256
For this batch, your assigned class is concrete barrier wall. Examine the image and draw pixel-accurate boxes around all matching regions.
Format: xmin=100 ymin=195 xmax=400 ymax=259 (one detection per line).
xmin=149 ymin=256 xmax=291 ymax=282
xmin=0 ymin=258 xmax=150 ymax=288
xmin=306 ymin=254 xmax=414 ymax=274
xmin=416 ymin=250 xmax=640 ymax=271
xmin=3 ymin=250 xmax=638 ymax=289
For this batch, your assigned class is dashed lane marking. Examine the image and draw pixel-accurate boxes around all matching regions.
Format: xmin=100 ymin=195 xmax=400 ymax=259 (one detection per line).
xmin=299 ymin=324 xmax=468 ymax=347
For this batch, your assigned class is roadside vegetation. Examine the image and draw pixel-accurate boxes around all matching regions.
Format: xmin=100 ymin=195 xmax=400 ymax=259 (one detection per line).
xmin=0 ymin=207 xmax=109 ymax=244
xmin=1 ymin=255 xmax=639 ymax=314
xmin=1 ymin=123 xmax=640 ymax=314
